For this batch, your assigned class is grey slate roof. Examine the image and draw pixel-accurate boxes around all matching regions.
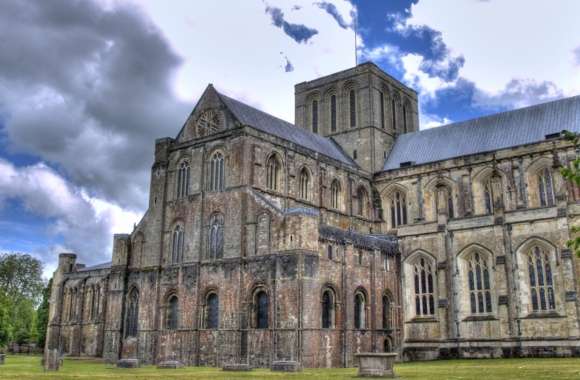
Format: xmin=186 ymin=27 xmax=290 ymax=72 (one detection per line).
xmin=383 ymin=95 xmax=580 ymax=171
xmin=217 ymin=92 xmax=357 ymax=167
xmin=77 ymin=261 xmax=112 ymax=272
xmin=319 ymin=225 xmax=398 ymax=253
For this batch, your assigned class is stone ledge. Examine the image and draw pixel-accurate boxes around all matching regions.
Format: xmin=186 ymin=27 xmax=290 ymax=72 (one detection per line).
xmin=271 ymin=360 xmax=302 ymax=372
xmin=117 ymin=358 xmax=139 ymax=368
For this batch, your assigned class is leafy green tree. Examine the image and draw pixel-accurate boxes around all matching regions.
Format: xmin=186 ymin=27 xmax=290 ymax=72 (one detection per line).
xmin=0 ymin=253 xmax=44 ymax=304
xmin=36 ymin=278 xmax=52 ymax=348
xmin=561 ymin=131 xmax=580 ymax=257
xmin=0 ymin=253 xmax=45 ymax=349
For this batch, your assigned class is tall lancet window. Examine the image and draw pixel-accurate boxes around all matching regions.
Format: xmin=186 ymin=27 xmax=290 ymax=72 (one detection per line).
xmin=299 ymin=168 xmax=310 ymax=200
xmin=266 ymin=155 xmax=281 ymax=191
xmin=390 ymin=191 xmax=407 ymax=227
xmin=125 ymin=288 xmax=139 ymax=337
xmin=354 ymin=291 xmax=366 ymax=329
xmin=312 ymin=100 xmax=319 ymax=134
xmin=176 ymin=161 xmax=190 ymax=198
xmin=208 ymin=213 xmax=224 ymax=260
xmin=330 ymin=95 xmax=337 ymax=132
xmin=349 ymin=89 xmax=356 ymax=128
xmin=414 ymin=258 xmax=435 ymax=316
xmin=527 ymin=246 xmax=556 ymax=312
xmin=209 ymin=152 xmax=225 ymax=192
xmin=538 ymin=168 xmax=555 ymax=207
xmin=171 ymin=225 xmax=184 ymax=264
xmin=330 ymin=179 xmax=341 ymax=209
xmin=467 ymin=252 xmax=492 ymax=314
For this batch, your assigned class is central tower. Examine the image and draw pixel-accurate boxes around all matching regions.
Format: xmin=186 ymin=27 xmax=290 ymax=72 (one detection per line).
xmin=294 ymin=62 xmax=419 ymax=173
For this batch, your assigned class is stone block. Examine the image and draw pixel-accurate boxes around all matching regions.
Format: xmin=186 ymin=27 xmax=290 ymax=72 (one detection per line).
xmin=356 ymin=353 xmax=397 ymax=378
xmin=117 ymin=358 xmax=139 ymax=368
xmin=222 ymin=363 xmax=253 ymax=371
xmin=271 ymin=360 xmax=302 ymax=372
xmin=157 ymin=360 xmax=184 ymax=369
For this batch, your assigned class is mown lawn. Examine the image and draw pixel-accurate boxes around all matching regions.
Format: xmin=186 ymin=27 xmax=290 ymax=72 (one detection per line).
xmin=0 ymin=355 xmax=579 ymax=380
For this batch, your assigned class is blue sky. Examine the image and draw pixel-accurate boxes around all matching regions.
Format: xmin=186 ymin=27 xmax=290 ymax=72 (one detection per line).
xmin=1 ymin=0 xmax=579 ymax=277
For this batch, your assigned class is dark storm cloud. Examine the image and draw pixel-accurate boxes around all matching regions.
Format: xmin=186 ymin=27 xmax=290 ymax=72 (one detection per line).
xmin=265 ymin=6 xmax=318 ymax=43
xmin=0 ymin=0 xmax=189 ymax=211
xmin=315 ymin=2 xmax=350 ymax=29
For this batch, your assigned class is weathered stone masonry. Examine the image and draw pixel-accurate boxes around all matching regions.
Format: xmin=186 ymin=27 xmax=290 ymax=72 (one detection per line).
xmin=45 ymin=63 xmax=580 ymax=367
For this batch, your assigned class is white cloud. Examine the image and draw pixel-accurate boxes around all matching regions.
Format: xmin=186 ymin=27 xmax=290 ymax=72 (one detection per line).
xmin=400 ymin=53 xmax=457 ymax=99
xmin=407 ymin=0 xmax=580 ymax=96
xmin=131 ymin=0 xmax=357 ymax=122
xmin=0 ymin=159 xmax=141 ymax=270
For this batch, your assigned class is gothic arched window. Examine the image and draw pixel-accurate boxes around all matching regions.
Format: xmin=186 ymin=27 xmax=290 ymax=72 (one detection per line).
xmin=354 ymin=291 xmax=366 ymax=329
xmin=391 ymin=98 xmax=397 ymax=131
xmin=413 ymin=258 xmax=435 ymax=316
xmin=483 ymin=174 xmax=503 ymax=214
xmin=299 ymin=168 xmax=310 ymax=200
xmin=467 ymin=252 xmax=492 ymax=314
xmin=321 ymin=288 xmax=335 ymax=329
xmin=527 ymin=245 xmax=556 ymax=312
xmin=538 ymin=167 xmax=555 ymax=207
xmin=357 ymin=186 xmax=369 ymax=218
xmin=312 ymin=100 xmax=319 ymax=134
xmin=436 ymin=185 xmax=454 ymax=218
xmin=125 ymin=288 xmax=139 ymax=337
xmin=166 ymin=295 xmax=179 ymax=330
xmin=330 ymin=179 xmax=341 ymax=209
xmin=209 ymin=152 xmax=225 ymax=192
xmin=349 ymin=89 xmax=356 ymax=128
xmin=176 ymin=161 xmax=190 ymax=198
xmin=380 ymin=91 xmax=386 ymax=129
xmin=171 ymin=225 xmax=184 ymax=264
xmin=403 ymin=104 xmax=408 ymax=133
xmin=255 ymin=291 xmax=269 ymax=329
xmin=382 ymin=294 xmax=392 ymax=330
xmin=330 ymin=94 xmax=337 ymax=132
xmin=266 ymin=154 xmax=282 ymax=191
xmin=205 ymin=293 xmax=219 ymax=329
xmin=208 ymin=214 xmax=224 ymax=260
xmin=390 ymin=191 xmax=408 ymax=227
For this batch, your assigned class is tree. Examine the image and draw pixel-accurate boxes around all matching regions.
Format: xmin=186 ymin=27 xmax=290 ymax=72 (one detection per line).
xmin=36 ymin=279 xmax=52 ymax=348
xmin=0 ymin=253 xmax=45 ymax=349
xmin=561 ymin=131 xmax=580 ymax=257
xmin=0 ymin=253 xmax=44 ymax=304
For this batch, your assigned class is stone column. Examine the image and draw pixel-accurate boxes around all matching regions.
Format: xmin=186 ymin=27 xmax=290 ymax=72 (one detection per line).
xmin=44 ymin=253 xmax=77 ymax=371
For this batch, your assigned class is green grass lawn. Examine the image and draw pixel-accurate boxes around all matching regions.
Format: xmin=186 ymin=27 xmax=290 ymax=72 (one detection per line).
xmin=1 ymin=355 xmax=579 ymax=380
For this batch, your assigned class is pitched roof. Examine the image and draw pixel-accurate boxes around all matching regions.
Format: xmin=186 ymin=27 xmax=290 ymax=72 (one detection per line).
xmin=216 ymin=91 xmax=357 ymax=167
xmin=77 ymin=261 xmax=112 ymax=272
xmin=383 ymin=95 xmax=580 ymax=171
xmin=319 ymin=224 xmax=398 ymax=253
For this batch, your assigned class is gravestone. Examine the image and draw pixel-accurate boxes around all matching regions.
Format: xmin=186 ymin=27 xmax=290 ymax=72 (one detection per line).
xmin=117 ymin=358 xmax=139 ymax=368
xmin=355 ymin=353 xmax=398 ymax=378
xmin=157 ymin=360 xmax=184 ymax=369
xmin=271 ymin=360 xmax=302 ymax=372
xmin=0 ymin=353 xmax=5 ymax=365
xmin=222 ymin=363 xmax=252 ymax=371
xmin=43 ymin=349 xmax=61 ymax=371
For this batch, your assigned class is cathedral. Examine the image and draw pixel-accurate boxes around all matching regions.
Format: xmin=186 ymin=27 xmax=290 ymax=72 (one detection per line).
xmin=45 ymin=63 xmax=580 ymax=368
